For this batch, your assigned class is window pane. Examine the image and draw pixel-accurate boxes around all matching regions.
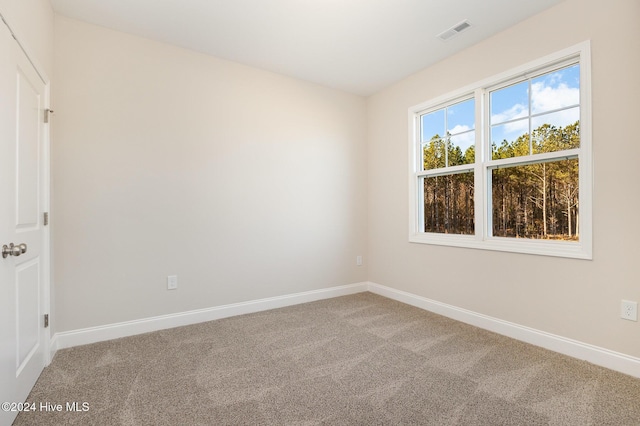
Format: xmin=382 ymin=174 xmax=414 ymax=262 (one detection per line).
xmin=491 ymin=119 xmax=529 ymax=159
xmin=421 ymin=109 xmax=444 ymax=142
xmin=423 ymin=137 xmax=446 ymax=170
xmin=531 ymin=64 xmax=580 ymax=115
xmin=423 ymin=172 xmax=474 ymax=234
xmin=447 ymin=98 xmax=474 ymax=135
xmin=491 ymin=158 xmax=578 ymax=240
xmin=531 ymin=110 xmax=580 ymax=154
xmin=449 ymin=133 xmax=475 ymax=166
xmin=490 ymin=80 xmax=529 ymax=125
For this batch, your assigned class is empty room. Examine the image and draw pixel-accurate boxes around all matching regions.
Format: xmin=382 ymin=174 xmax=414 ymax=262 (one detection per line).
xmin=1 ymin=0 xmax=639 ymax=424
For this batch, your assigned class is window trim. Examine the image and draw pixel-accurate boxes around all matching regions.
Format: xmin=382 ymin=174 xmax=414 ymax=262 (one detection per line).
xmin=408 ymin=41 xmax=592 ymax=259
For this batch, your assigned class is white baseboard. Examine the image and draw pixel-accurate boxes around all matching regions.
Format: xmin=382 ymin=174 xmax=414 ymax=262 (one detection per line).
xmin=53 ymin=282 xmax=368 ymax=351
xmin=367 ymin=282 xmax=640 ymax=378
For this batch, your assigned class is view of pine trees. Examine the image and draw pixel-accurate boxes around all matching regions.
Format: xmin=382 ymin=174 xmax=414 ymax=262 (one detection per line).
xmin=423 ymin=121 xmax=580 ymax=240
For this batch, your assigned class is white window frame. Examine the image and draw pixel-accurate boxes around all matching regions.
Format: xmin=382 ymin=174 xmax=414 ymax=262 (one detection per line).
xmin=408 ymin=41 xmax=592 ymax=259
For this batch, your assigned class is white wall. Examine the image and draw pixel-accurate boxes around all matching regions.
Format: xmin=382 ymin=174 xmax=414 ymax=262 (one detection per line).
xmin=52 ymin=17 xmax=368 ymax=332
xmin=0 ymin=0 xmax=53 ymax=76
xmin=367 ymin=0 xmax=640 ymax=358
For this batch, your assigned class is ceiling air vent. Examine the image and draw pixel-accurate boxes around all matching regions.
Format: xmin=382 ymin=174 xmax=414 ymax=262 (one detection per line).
xmin=437 ymin=20 xmax=472 ymax=41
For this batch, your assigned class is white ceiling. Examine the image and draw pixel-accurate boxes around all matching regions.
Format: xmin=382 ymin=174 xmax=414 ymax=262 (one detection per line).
xmin=50 ymin=0 xmax=564 ymax=96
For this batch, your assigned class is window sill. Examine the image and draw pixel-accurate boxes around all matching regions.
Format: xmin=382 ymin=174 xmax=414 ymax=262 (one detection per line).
xmin=409 ymin=233 xmax=592 ymax=260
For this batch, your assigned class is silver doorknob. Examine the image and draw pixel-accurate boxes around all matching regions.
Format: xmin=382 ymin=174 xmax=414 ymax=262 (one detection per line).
xmin=2 ymin=243 xmax=27 ymax=258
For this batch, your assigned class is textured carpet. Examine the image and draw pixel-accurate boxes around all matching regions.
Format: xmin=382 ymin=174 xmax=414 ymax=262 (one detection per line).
xmin=14 ymin=292 xmax=640 ymax=425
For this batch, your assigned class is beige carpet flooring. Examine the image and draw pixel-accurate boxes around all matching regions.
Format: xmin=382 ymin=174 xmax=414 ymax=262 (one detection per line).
xmin=14 ymin=292 xmax=640 ymax=425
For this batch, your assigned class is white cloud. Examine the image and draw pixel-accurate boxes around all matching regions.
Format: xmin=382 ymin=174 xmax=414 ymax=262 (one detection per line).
xmin=448 ymin=125 xmax=474 ymax=152
xmin=448 ymin=124 xmax=471 ymax=135
xmin=491 ymin=103 xmax=527 ymax=124
xmin=531 ymin=82 xmax=579 ymax=114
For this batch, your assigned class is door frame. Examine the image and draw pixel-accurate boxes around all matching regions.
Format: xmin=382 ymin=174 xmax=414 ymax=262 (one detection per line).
xmin=0 ymin=11 xmax=52 ymax=365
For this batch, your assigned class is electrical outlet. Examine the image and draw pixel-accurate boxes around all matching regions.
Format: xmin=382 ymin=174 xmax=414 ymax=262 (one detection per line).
xmin=356 ymin=255 xmax=363 ymax=266
xmin=167 ymin=275 xmax=178 ymax=290
xmin=621 ymin=300 xmax=637 ymax=321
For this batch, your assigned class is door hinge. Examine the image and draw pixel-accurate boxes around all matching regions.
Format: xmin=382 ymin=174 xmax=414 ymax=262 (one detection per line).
xmin=44 ymin=109 xmax=54 ymax=124
xmin=44 ymin=314 xmax=49 ymax=328
xmin=43 ymin=212 xmax=49 ymax=226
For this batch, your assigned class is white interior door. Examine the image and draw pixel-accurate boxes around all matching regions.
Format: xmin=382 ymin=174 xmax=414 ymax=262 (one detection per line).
xmin=0 ymin=20 xmax=49 ymax=426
